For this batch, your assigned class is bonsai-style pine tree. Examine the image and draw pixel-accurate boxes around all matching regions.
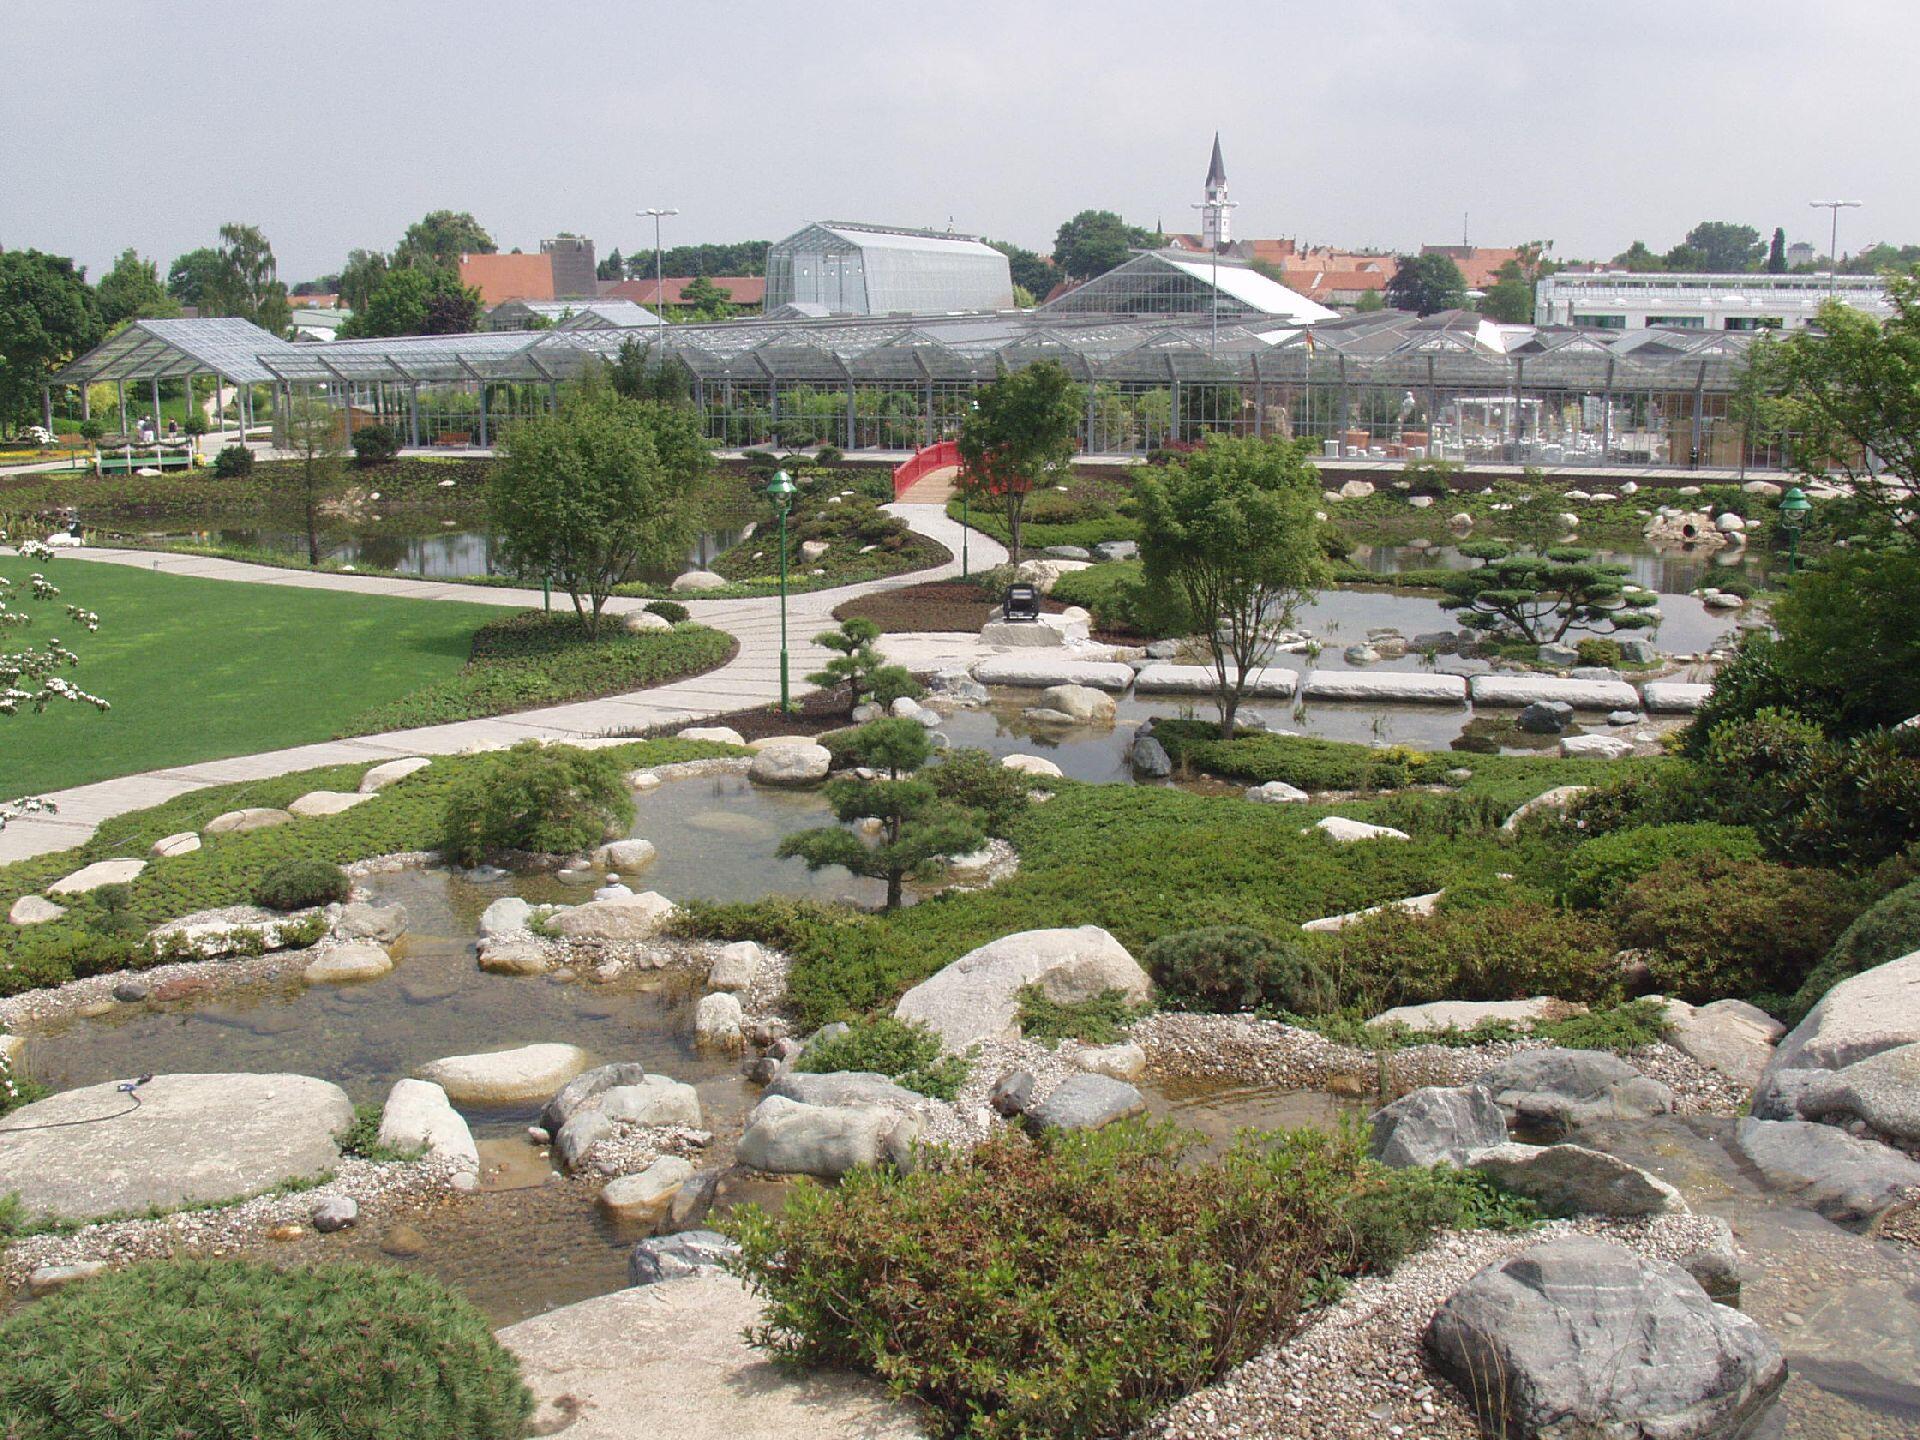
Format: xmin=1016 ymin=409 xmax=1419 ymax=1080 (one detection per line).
xmin=807 ymin=616 xmax=921 ymax=718
xmin=777 ymin=718 xmax=985 ymax=909
xmin=1436 ymin=544 xmax=1659 ymax=646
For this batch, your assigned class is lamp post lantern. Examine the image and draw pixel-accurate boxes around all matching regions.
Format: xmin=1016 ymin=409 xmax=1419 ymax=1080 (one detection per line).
xmin=639 ymin=207 xmax=679 ymax=308
xmin=1778 ymin=485 xmax=1812 ymax=574
xmin=767 ymin=468 xmax=798 ymax=713
xmin=1808 ymin=200 xmax=1860 ymax=294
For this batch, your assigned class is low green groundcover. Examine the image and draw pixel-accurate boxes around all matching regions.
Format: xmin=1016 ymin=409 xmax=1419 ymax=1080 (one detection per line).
xmin=0 ymin=1258 xmax=532 ymax=1439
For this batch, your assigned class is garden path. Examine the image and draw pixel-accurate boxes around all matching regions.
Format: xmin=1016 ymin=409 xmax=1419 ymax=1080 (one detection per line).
xmin=0 ymin=503 xmax=1005 ymax=865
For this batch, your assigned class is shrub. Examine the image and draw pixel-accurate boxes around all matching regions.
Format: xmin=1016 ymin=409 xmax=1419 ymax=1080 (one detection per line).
xmin=1151 ymin=721 xmax=1456 ymax=793
xmin=1611 ymin=852 xmax=1867 ymax=1004
xmin=794 ymin=1015 xmax=969 ymax=1100
xmin=250 ymin=857 xmax=351 ymax=911
xmin=1014 ymin=984 xmax=1144 ymax=1044
xmin=644 ymin=599 xmax=689 ymax=623
xmin=1789 ymin=878 xmax=1920 ymax=1020
xmin=0 ymin=1259 xmax=531 ymax=1438
xmin=1532 ymin=999 xmax=1672 ymax=1053
xmin=441 ymin=740 xmax=633 ymax=864
xmin=1559 ymin=822 xmax=1763 ymax=909
xmin=1318 ymin=897 xmax=1622 ymax=1010
xmin=1576 ymin=638 xmax=1621 ymax=667
xmin=211 ymin=443 xmax=254 ymax=477
xmin=814 ymin=445 xmax=844 ymax=465
xmin=1048 ymin=561 xmax=1193 ymax=638
xmin=928 ymin=747 xmax=1038 ymax=834
xmin=1142 ymin=926 xmax=1337 ymax=1016
xmin=724 ymin=1121 xmax=1468 ymax=1440
xmin=350 ymin=422 xmax=402 ymax=467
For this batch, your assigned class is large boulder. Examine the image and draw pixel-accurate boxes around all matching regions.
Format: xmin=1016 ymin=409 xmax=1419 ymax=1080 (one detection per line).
xmin=552 ymin=1076 xmax=703 ymax=1172
xmin=1025 ymin=1073 xmax=1146 ymax=1132
xmin=416 ymin=1043 xmax=595 ymax=1104
xmin=1472 ymin=1049 xmax=1672 ymax=1135
xmin=598 ymin=1156 xmax=695 ymax=1227
xmin=1733 ymin=1116 xmax=1920 ymax=1224
xmin=748 ymin=743 xmax=832 ymax=787
xmin=893 ymin=925 xmax=1151 ymax=1051
xmin=1426 ymin=1238 xmax=1785 ymax=1440
xmin=376 ymin=1078 xmax=479 ymax=1173
xmin=302 ymin=940 xmax=393 ymax=985
xmin=0 ymin=1073 xmax=353 ymax=1222
xmin=1466 ymin=1142 xmax=1688 ymax=1217
xmin=670 ymin=569 xmax=728 ymax=593
xmin=1798 ymin=1041 xmax=1920 ymax=1144
xmin=1307 ymin=816 xmax=1410 ymax=843
xmin=498 ymin=1273 xmax=925 ymax=1439
xmin=736 ymin=1094 xmax=917 ymax=1178
xmin=1660 ymin=998 xmax=1783 ymax=1089
xmin=1037 ymin=683 xmax=1116 ymax=724
xmin=768 ymin=1071 xmax=929 ymax=1111
xmin=549 ymin=892 xmax=677 ymax=942
xmin=1754 ymin=949 xmax=1920 ymax=1119
xmin=629 ymin=1229 xmax=739 ymax=1287
xmin=1367 ymin=1085 xmax=1508 ymax=1169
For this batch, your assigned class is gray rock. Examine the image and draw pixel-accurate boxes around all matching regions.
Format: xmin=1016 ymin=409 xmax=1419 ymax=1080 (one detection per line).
xmin=668 ymin=1167 xmax=723 ymax=1228
xmin=479 ymin=896 xmax=533 ymax=938
xmin=302 ymin=941 xmax=393 ymax=985
xmin=1472 ymin=1048 xmax=1673 ymax=1135
xmin=1559 ymin=734 xmax=1635 ymax=759
xmin=669 ymin=569 xmax=728 ymax=593
xmin=1309 ymin=816 xmax=1409 ymax=843
xmin=1039 ymin=682 xmax=1116 ymax=723
xmin=8 ymin=895 xmax=65 ymax=925
xmin=553 ymin=1077 xmax=704 ymax=1172
xmin=1043 ymin=544 xmax=1091 ymax=560
xmin=990 ymin=1069 xmax=1035 ymax=1116
xmin=0 ymin=1073 xmax=353 ymax=1222
xmin=1607 ymin=709 xmax=1642 ymax=726
xmin=27 ymin=1261 xmax=107 ymax=1297
xmin=1130 ymin=734 xmax=1173 ymax=778
xmin=1516 ymin=699 xmax=1574 ymax=734
xmin=677 ymin=725 xmax=746 ymax=745
xmin=1661 ymin=998 xmax=1783 ymax=1090
xmin=46 ymin=858 xmax=146 ymax=895
xmin=150 ymin=831 xmax=201 ymax=858
xmin=543 ymin=1063 xmax=657 ymax=1133
xmin=378 ymin=1078 xmax=480 ymax=1173
xmin=1617 ymin=638 xmax=1659 ymax=664
xmin=694 ymin=991 xmax=744 ymax=1048
xmin=1092 ymin=539 xmax=1137 ymax=561
xmin=1027 ymin=1073 xmax=1146 ymax=1132
xmin=599 ymin=1156 xmax=695 ymax=1226
xmin=1467 ymin=1142 xmax=1687 ymax=1217
xmin=498 ymin=1273 xmax=924 ymax=1438
xmin=111 ymin=977 xmax=151 ymax=1002
xmin=707 ymin=940 xmax=762 ymax=992
xmin=1368 ymin=997 xmax=1561 ymax=1034
xmin=1367 ymin=1085 xmax=1508 ymax=1169
xmin=358 ymin=756 xmax=431 ymax=793
xmin=311 ymin=1195 xmax=359 ymax=1232
xmin=1734 ymin=1116 xmax=1920 ymax=1223
xmin=1799 ymin=1041 xmax=1920 ymax=1143
xmin=477 ymin=935 xmax=548 ymax=975
xmin=594 ymin=839 xmax=659 ymax=872
xmin=1755 ymin=949 xmax=1920 ymax=1118
xmin=768 ymin=1071 xmax=927 ymax=1110
xmin=1500 ymin=784 xmax=1591 ymax=832
xmin=1537 ymin=642 xmax=1580 ymax=666
xmin=337 ymin=901 xmax=407 ymax=943
xmin=417 ymin=1043 xmax=594 ymax=1104
xmin=202 ymin=808 xmax=292 ymax=836
xmin=747 ymin=743 xmax=832 ymax=787
xmin=893 ymin=925 xmax=1151 ymax=1051
xmin=1069 ymin=1041 xmax=1147 ymax=1081
xmin=1245 ymin=779 xmax=1310 ymax=804
xmin=1569 ymin=666 xmax=1621 ymax=683
xmin=288 ymin=790 xmax=373 ymax=819
xmin=550 ymin=892 xmax=677 ymax=942
xmin=736 ymin=1095 xmax=917 ymax=1177
xmin=1427 ymin=1238 xmax=1785 ymax=1440
xmin=629 ymin=1228 xmax=739 ymax=1286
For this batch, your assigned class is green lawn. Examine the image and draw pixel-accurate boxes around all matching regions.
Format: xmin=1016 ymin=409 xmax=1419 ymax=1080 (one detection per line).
xmin=0 ymin=556 xmax=513 ymax=799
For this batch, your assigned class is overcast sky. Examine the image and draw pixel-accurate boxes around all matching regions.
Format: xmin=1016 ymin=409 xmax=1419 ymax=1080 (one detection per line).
xmin=4 ymin=0 xmax=1910 ymax=283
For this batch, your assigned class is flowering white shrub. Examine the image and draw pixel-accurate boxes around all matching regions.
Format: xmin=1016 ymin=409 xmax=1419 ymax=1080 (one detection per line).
xmin=1 ymin=528 xmax=108 ymax=828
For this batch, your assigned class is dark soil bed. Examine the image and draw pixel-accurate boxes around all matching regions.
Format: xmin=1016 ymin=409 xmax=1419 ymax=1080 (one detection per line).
xmin=636 ymin=681 xmax=868 ymax=742
xmin=832 ymin=580 xmax=1068 ymax=634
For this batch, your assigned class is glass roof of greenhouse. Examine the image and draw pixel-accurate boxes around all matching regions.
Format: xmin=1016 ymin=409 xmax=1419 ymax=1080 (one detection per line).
xmin=53 ymin=307 xmax=1766 ymax=393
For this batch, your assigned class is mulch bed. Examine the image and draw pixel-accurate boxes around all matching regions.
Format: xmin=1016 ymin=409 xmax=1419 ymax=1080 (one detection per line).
xmin=638 ymin=682 xmax=865 ymax=742
xmin=832 ymin=579 xmax=1069 ymax=634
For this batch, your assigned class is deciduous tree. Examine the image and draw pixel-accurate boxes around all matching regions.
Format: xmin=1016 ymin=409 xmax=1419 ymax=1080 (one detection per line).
xmin=95 ymin=248 xmax=178 ymax=326
xmin=280 ymin=390 xmax=347 ymax=566
xmin=1137 ymin=436 xmax=1328 ymax=736
xmin=0 ymin=250 xmax=101 ymax=435
xmin=955 ymin=359 xmax=1083 ymax=563
xmin=393 ymin=210 xmax=494 ymax=272
xmin=1385 ymin=254 xmax=1467 ymax=316
xmin=1051 ymin=210 xmax=1151 ymax=280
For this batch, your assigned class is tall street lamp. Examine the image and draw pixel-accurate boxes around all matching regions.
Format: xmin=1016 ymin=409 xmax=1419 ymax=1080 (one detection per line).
xmin=1808 ymin=200 xmax=1860 ymax=293
xmin=1190 ymin=194 xmax=1238 ymax=355
xmin=767 ymin=468 xmax=797 ymax=713
xmin=639 ymin=207 xmax=678 ymax=309
xmin=1778 ymin=485 xmax=1812 ymax=574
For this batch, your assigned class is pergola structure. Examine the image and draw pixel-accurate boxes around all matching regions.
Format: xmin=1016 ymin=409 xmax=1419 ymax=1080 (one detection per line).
xmin=50 ymin=305 xmax=1782 ymax=470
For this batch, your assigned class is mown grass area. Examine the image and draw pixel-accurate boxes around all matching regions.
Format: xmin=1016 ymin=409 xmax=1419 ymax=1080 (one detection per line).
xmin=0 ymin=555 xmax=515 ymax=800
xmin=344 ymin=612 xmax=735 ymax=732
xmin=679 ymin=774 xmax=1587 ymax=1028
xmin=0 ymin=739 xmax=738 ymax=995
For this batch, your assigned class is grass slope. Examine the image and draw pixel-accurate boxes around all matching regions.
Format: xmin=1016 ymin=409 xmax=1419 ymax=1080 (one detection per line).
xmin=0 ymin=556 xmax=512 ymax=799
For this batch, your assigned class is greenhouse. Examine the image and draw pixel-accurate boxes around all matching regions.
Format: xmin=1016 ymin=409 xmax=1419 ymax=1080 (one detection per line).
xmin=50 ymin=305 xmax=1791 ymax=469
xmin=763 ymin=223 xmax=1014 ymax=316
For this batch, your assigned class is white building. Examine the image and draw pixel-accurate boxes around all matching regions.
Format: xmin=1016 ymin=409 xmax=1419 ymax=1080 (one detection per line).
xmin=1535 ymin=271 xmax=1890 ymax=332
xmin=1199 ymin=133 xmax=1233 ymax=249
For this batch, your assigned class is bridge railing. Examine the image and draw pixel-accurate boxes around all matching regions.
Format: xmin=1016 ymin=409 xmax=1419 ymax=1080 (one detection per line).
xmin=891 ymin=439 xmax=961 ymax=500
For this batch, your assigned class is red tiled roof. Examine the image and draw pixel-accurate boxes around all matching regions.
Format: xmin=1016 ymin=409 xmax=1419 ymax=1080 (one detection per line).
xmin=600 ymin=276 xmax=765 ymax=306
xmin=1420 ymin=245 xmax=1524 ymax=290
xmin=459 ymin=253 xmax=555 ymax=306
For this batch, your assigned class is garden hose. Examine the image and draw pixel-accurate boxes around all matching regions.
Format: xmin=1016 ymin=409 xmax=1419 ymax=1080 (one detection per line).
xmin=0 ymin=1073 xmax=152 ymax=1133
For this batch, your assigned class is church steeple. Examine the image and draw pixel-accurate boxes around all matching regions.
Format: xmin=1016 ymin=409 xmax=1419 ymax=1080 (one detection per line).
xmin=1199 ymin=132 xmax=1233 ymax=250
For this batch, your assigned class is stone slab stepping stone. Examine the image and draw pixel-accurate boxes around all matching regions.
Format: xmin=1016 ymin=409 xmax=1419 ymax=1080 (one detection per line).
xmin=288 ymin=790 xmax=373 ymax=819
xmin=1133 ymin=663 xmax=1299 ymax=697
xmin=1307 ymin=815 xmax=1410 ymax=843
xmin=1303 ymin=890 xmax=1444 ymax=933
xmin=149 ymin=831 xmax=200 ymax=858
xmin=9 ymin=894 xmax=65 ymax=925
xmin=357 ymin=755 xmax=432 ymax=792
xmin=0 ymin=1073 xmax=352 ymax=1222
xmin=377 ymin=1078 xmax=479 ymax=1172
xmin=549 ymin=892 xmax=676 ymax=942
xmin=1369 ymin=996 xmax=1565 ymax=1032
xmin=204 ymin=807 xmax=293 ymax=835
xmin=1735 ymin=1117 xmax=1920 ymax=1223
xmin=47 ymin=858 xmax=145 ymax=895
xmin=302 ymin=941 xmax=393 ymax=985
xmin=499 ymin=1272 xmax=925 ymax=1439
xmin=1559 ymin=734 xmax=1635 ymax=759
xmin=1470 ymin=674 xmax=1641 ymax=710
xmin=1028 ymin=1073 xmax=1146 ymax=1132
xmin=1302 ymin=670 xmax=1468 ymax=704
xmin=417 ymin=1043 xmax=594 ymax=1104
xmin=1642 ymin=681 xmax=1713 ymax=713
xmin=980 ymin=614 xmax=1089 ymax=648
xmin=1467 ymin=1141 xmax=1688 ymax=1216
xmin=972 ymin=655 xmax=1135 ymax=690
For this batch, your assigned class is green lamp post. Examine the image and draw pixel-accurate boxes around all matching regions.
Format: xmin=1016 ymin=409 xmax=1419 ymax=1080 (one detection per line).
xmin=767 ymin=468 xmax=797 ymax=713
xmin=1778 ymin=486 xmax=1812 ymax=574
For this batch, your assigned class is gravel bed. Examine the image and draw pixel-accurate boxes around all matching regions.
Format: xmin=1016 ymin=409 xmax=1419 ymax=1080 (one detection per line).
xmin=1133 ymin=1012 xmax=1744 ymax=1116
xmin=577 ymin=1122 xmax=714 ymax=1179
xmin=1 ymin=1154 xmax=460 ymax=1289
xmin=1136 ymin=1212 xmax=1734 ymax=1440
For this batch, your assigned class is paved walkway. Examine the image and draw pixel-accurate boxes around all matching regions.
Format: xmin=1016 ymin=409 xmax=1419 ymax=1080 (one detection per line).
xmin=0 ymin=504 xmax=1006 ymax=865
